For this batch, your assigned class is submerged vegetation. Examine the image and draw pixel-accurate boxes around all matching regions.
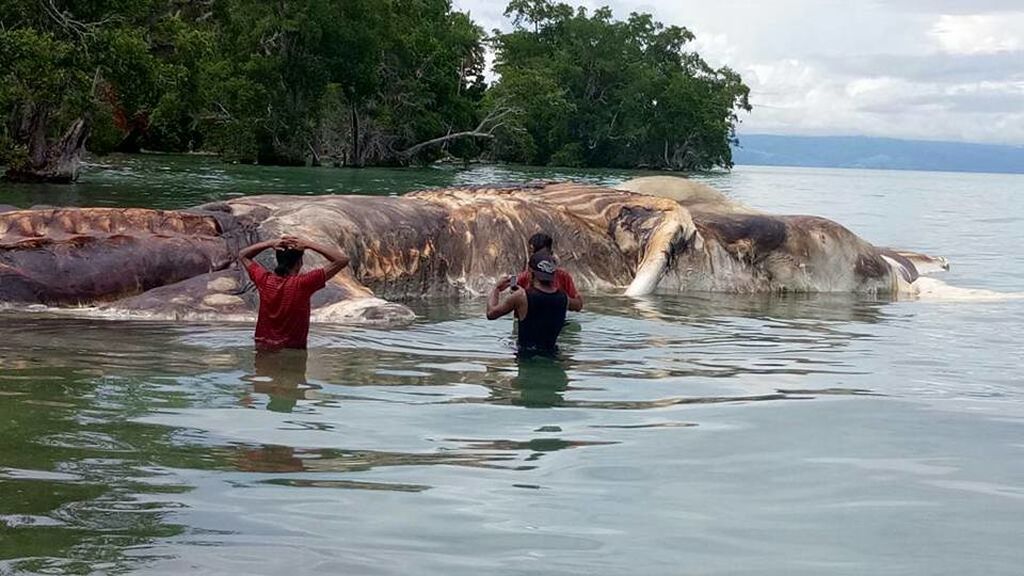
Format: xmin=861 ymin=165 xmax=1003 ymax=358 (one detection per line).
xmin=0 ymin=0 xmax=750 ymax=181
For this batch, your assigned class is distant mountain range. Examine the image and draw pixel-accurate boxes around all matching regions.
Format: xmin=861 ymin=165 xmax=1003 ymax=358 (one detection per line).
xmin=731 ymin=134 xmax=1024 ymax=174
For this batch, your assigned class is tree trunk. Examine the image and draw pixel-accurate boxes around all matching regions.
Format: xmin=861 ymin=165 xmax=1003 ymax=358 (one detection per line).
xmin=350 ymin=103 xmax=362 ymax=167
xmin=307 ymin=139 xmax=321 ymax=167
xmin=4 ymin=113 xmax=92 ymax=183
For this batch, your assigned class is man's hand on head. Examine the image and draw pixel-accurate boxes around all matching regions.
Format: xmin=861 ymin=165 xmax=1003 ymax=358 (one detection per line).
xmin=278 ymin=236 xmax=304 ymax=250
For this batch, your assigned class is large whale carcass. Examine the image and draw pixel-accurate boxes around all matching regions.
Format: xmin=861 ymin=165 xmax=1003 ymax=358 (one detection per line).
xmin=0 ymin=177 xmax=949 ymax=324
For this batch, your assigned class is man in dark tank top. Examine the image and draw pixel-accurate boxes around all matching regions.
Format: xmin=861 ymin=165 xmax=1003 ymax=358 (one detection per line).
xmin=486 ymin=253 xmax=569 ymax=355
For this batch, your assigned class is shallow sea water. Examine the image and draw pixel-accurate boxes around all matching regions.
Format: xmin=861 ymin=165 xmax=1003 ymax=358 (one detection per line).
xmin=1 ymin=157 xmax=1023 ymax=575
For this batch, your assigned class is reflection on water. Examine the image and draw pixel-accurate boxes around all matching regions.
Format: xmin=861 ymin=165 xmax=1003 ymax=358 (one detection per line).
xmin=512 ymin=356 xmax=570 ymax=408
xmin=1 ymin=293 xmax=898 ymax=572
xmin=2 ymin=286 xmax=1023 ymax=574
xmin=244 ymin=349 xmax=316 ymax=413
xmin=0 ymin=363 xmax=191 ymax=574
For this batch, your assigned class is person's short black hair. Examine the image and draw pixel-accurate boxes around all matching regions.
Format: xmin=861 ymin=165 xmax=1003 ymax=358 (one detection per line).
xmin=528 ymin=232 xmax=553 ymax=254
xmin=274 ymin=248 xmax=304 ymax=276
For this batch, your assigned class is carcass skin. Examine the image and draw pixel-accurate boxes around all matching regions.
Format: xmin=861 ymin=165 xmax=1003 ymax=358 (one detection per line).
xmin=0 ymin=208 xmax=244 ymax=305
xmin=0 ymin=178 xmax=948 ymax=325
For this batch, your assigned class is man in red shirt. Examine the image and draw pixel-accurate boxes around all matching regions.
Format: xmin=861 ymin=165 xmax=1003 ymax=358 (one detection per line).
xmin=239 ymin=235 xmax=349 ymax=350
xmin=515 ymin=232 xmax=583 ymax=311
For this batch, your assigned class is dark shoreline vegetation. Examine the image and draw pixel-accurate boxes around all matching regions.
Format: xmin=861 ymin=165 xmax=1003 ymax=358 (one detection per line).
xmin=0 ymin=0 xmax=751 ymax=183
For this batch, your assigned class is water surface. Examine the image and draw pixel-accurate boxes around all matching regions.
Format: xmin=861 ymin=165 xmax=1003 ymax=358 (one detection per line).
xmin=1 ymin=157 xmax=1023 ymax=575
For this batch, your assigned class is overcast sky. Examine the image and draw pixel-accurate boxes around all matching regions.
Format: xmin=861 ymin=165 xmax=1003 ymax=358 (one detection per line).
xmin=453 ymin=0 xmax=1024 ymax=145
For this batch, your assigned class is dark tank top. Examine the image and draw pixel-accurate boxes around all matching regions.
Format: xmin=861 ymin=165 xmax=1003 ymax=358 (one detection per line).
xmin=517 ymin=288 xmax=568 ymax=354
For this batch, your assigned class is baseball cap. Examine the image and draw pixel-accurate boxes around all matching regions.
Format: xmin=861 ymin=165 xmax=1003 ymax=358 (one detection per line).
xmin=529 ymin=252 xmax=557 ymax=282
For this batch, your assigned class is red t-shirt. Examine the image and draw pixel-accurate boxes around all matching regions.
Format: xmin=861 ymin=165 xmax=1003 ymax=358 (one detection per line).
xmin=246 ymin=262 xmax=327 ymax=350
xmin=516 ymin=268 xmax=579 ymax=299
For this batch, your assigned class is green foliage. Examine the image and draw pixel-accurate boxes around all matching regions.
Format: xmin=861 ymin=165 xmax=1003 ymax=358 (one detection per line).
xmin=0 ymin=134 xmax=27 ymax=168
xmin=193 ymin=0 xmax=487 ymax=165
xmin=490 ymin=0 xmax=751 ymax=170
xmin=0 ymin=0 xmax=206 ymax=168
xmin=1 ymin=0 xmax=750 ymax=173
xmin=550 ymin=143 xmax=585 ymax=168
xmin=88 ymin=103 xmax=122 ymax=155
xmin=0 ymin=27 xmax=85 ymax=106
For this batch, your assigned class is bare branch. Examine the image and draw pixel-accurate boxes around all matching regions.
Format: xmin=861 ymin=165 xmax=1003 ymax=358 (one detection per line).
xmin=213 ymin=102 xmax=234 ymax=121
xmin=259 ymin=30 xmax=282 ymax=56
xmin=397 ymin=106 xmax=523 ymax=158
xmin=306 ymin=139 xmax=321 ymax=166
xmin=40 ymin=0 xmax=120 ymax=40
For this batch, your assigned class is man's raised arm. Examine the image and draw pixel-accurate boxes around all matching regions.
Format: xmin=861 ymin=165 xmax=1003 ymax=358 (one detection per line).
xmin=239 ymin=238 xmax=281 ymax=271
xmin=487 ymin=276 xmax=526 ymax=320
xmin=286 ymin=236 xmax=350 ymax=279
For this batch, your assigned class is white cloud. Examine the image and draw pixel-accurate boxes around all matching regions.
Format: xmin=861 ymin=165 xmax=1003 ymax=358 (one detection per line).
xmin=878 ymin=0 xmax=1024 ymax=15
xmin=453 ymin=0 xmax=1024 ymax=145
xmin=689 ymin=32 xmax=737 ymax=68
xmin=930 ymin=14 xmax=1024 ymax=54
